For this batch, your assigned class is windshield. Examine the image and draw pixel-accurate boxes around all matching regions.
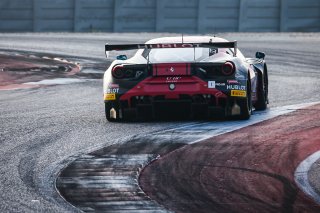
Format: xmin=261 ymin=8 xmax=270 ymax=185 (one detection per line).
xmin=142 ymin=47 xmax=238 ymax=63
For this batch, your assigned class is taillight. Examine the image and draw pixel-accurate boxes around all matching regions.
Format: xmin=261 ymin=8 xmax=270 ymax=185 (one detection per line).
xmin=112 ymin=65 xmax=125 ymax=79
xmin=124 ymin=69 xmax=134 ymax=78
xmin=221 ymin=62 xmax=235 ymax=76
xmin=112 ymin=65 xmax=144 ymax=79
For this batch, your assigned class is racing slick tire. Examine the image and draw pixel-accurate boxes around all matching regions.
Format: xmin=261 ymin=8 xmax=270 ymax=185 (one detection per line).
xmin=238 ymin=80 xmax=252 ymax=120
xmin=254 ymin=71 xmax=268 ymax=111
xmin=105 ymin=102 xmax=120 ymax=122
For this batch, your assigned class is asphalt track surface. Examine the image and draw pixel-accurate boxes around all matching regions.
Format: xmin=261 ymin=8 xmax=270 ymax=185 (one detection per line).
xmin=0 ymin=33 xmax=320 ymax=212
xmin=56 ymin=103 xmax=316 ymax=212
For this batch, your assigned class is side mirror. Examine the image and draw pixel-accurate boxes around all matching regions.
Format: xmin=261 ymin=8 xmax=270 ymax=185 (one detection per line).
xmin=255 ymin=52 xmax=265 ymax=59
xmin=116 ymin=55 xmax=127 ymax=60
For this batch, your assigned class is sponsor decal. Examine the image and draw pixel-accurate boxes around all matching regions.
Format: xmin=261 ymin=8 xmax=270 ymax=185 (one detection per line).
xmin=227 ymin=84 xmax=246 ymax=90
xmin=166 ymin=76 xmax=181 ymax=83
xmin=137 ymin=43 xmax=201 ymax=49
xmin=106 ymin=84 xmax=120 ymax=94
xmin=231 ymin=90 xmax=246 ymax=97
xmin=208 ymin=81 xmax=215 ymax=88
xmin=227 ymin=80 xmax=239 ymax=84
xmin=107 ymin=88 xmax=119 ymax=94
xmin=104 ymin=93 xmax=116 ymax=100
xmin=215 ymin=82 xmax=225 ymax=86
xmin=108 ymin=83 xmax=119 ymax=88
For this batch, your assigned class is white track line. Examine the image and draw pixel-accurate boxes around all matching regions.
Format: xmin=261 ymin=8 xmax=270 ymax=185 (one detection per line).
xmin=23 ymin=78 xmax=89 ymax=85
xmin=161 ymin=102 xmax=320 ymax=144
xmin=295 ymin=151 xmax=320 ymax=204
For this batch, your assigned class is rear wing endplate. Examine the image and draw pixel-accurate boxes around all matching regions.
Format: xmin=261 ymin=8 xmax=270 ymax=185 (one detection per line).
xmin=105 ymin=41 xmax=237 ymax=57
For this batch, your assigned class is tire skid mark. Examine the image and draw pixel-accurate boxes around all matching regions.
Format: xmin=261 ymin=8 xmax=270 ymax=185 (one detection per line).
xmin=57 ymin=154 xmax=169 ymax=212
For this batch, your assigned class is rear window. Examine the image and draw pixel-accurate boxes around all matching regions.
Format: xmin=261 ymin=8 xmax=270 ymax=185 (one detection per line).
xmin=142 ymin=47 xmax=231 ymax=63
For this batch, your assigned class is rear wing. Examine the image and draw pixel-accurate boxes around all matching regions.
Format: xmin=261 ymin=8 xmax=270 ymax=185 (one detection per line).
xmin=105 ymin=41 xmax=237 ymax=57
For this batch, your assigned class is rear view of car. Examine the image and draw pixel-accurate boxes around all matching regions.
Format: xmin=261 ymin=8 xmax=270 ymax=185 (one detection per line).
xmin=103 ymin=36 xmax=268 ymax=121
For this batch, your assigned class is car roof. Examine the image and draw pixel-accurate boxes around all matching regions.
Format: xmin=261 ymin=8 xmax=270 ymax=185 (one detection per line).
xmin=145 ymin=36 xmax=229 ymax=44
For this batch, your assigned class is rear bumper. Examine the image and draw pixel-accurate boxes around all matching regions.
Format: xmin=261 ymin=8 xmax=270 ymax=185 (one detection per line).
xmin=126 ymin=99 xmax=227 ymax=119
xmin=104 ymin=76 xmax=246 ymax=119
xmin=106 ymin=92 xmax=233 ymax=119
xmin=118 ymin=76 xmax=229 ymax=106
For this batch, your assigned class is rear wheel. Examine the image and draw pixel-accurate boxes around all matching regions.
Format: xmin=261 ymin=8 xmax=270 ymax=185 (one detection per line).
xmin=254 ymin=72 xmax=268 ymax=110
xmin=238 ymin=79 xmax=252 ymax=120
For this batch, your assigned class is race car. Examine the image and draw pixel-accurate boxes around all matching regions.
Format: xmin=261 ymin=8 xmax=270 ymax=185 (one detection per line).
xmin=103 ymin=36 xmax=268 ymax=121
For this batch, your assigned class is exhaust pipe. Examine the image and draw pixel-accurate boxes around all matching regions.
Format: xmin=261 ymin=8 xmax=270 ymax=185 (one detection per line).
xmin=110 ymin=108 xmax=117 ymax=119
xmin=231 ymin=101 xmax=241 ymax=115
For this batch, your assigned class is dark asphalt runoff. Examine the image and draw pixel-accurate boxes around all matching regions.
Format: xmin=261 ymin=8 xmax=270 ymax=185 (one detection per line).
xmin=0 ymin=33 xmax=320 ymax=212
